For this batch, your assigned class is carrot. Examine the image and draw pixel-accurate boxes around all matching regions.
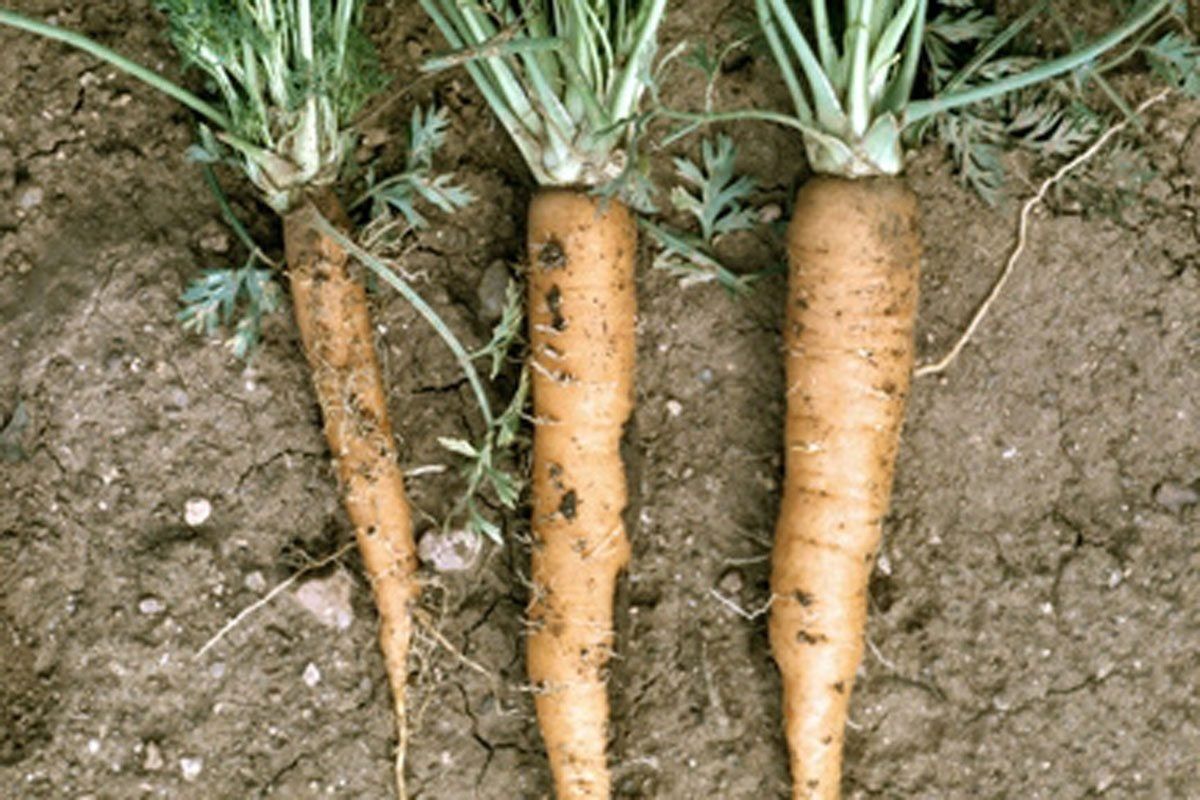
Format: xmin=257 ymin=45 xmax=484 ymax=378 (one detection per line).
xmin=283 ymin=190 xmax=419 ymax=794
xmin=421 ymin=2 xmax=666 ymax=794
xmin=526 ymin=190 xmax=636 ymax=799
xmin=771 ymin=176 xmax=918 ymax=798
xmin=719 ymin=3 xmax=1173 ymax=797
xmin=0 ymin=6 xmax=432 ymax=797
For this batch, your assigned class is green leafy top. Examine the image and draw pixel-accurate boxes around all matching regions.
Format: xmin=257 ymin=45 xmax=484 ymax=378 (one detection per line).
xmin=747 ymin=0 xmax=1171 ymax=177
xmin=0 ymin=3 xmax=380 ymax=213
xmin=420 ymin=0 xmax=667 ymax=188
xmin=159 ymin=0 xmax=382 ymax=211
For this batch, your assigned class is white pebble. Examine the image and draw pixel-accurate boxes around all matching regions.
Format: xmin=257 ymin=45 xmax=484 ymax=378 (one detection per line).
xmin=184 ymin=498 xmax=211 ymax=527
xmin=665 ymin=399 xmax=683 ymax=417
xmin=418 ymin=528 xmax=483 ymax=573
xmin=17 ymin=185 xmax=44 ymax=210
xmin=179 ymin=757 xmax=203 ymax=782
xmin=292 ymin=570 xmax=355 ymax=630
xmin=87 ymin=738 xmax=101 ymax=755
xmin=243 ymin=571 xmax=267 ymax=593
xmin=303 ymin=662 xmax=321 ymax=687
xmin=209 ymin=661 xmax=226 ymax=679
xmin=143 ymin=742 xmax=163 ymax=771
xmin=138 ymin=597 xmax=165 ymax=615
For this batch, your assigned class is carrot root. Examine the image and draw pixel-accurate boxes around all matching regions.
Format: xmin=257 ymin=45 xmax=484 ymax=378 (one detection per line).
xmin=283 ymin=190 xmax=419 ymax=799
xmin=526 ymin=189 xmax=636 ymax=799
xmin=771 ymin=176 xmax=921 ymax=800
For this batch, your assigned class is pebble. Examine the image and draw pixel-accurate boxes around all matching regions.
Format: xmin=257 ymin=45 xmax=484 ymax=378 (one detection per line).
xmin=1153 ymin=480 xmax=1198 ymax=512
xmin=143 ymin=742 xmax=163 ymax=772
xmin=179 ymin=757 xmax=203 ymax=782
xmin=184 ymin=498 xmax=211 ymax=527
xmin=137 ymin=597 xmax=165 ymax=616
xmin=665 ymin=399 xmax=683 ymax=417
xmin=243 ymin=570 xmax=267 ymax=593
xmin=16 ymin=185 xmax=44 ymax=211
xmin=418 ymin=528 xmax=483 ymax=573
xmin=302 ymin=662 xmax=321 ymax=688
xmin=758 ymin=203 xmax=782 ymax=224
xmin=697 ymin=368 xmax=714 ymax=385
xmin=477 ymin=260 xmax=511 ymax=323
xmin=292 ymin=570 xmax=355 ymax=630
xmin=717 ymin=569 xmax=744 ymax=595
xmin=209 ymin=661 xmax=226 ymax=679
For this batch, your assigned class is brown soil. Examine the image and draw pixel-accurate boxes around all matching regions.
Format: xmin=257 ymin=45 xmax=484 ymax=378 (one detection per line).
xmin=2 ymin=2 xmax=1197 ymax=799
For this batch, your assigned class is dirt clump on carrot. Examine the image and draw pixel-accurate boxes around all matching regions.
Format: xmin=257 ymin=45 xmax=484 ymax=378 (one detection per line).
xmin=526 ymin=190 xmax=636 ymax=800
xmin=771 ymin=176 xmax=920 ymax=800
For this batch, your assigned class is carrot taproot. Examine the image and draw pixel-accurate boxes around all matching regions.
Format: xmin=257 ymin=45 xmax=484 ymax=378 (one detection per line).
xmin=526 ymin=189 xmax=637 ymax=800
xmin=728 ymin=3 xmax=1172 ymax=796
xmin=770 ymin=176 xmax=919 ymax=800
xmin=284 ymin=189 xmax=419 ymax=796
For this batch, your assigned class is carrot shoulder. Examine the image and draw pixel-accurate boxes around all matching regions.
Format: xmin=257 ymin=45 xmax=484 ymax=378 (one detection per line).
xmin=283 ymin=189 xmax=419 ymax=797
xmin=771 ymin=176 xmax=921 ymax=800
xmin=526 ymin=189 xmax=636 ymax=799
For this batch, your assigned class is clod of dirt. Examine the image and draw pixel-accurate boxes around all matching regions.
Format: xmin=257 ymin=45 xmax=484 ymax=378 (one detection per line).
xmin=292 ymin=569 xmax=355 ymax=630
xmin=1153 ymin=480 xmax=1199 ymax=512
xmin=418 ymin=528 xmax=483 ymax=573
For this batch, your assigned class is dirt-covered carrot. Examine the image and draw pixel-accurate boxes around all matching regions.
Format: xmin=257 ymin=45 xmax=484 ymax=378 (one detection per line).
xmin=772 ymin=176 xmax=919 ymax=795
xmin=283 ymin=190 xmax=419 ymax=792
xmin=0 ymin=4 xmax=422 ymax=796
xmin=526 ymin=190 xmax=636 ymax=797
xmin=420 ymin=2 xmax=665 ymax=796
xmin=671 ymin=2 xmax=1173 ymax=797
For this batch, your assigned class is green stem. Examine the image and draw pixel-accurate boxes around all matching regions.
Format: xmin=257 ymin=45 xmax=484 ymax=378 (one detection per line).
xmin=906 ymin=0 xmax=1170 ymax=125
xmin=0 ymin=8 xmax=230 ymax=130
xmin=311 ymin=214 xmax=496 ymax=428
xmin=200 ymin=164 xmax=261 ymax=258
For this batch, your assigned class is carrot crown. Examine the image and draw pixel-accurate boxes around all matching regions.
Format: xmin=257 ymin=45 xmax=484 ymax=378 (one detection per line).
xmin=420 ymin=0 xmax=667 ymax=189
xmin=754 ymin=0 xmax=1171 ymax=177
xmin=0 ymin=1 xmax=380 ymax=213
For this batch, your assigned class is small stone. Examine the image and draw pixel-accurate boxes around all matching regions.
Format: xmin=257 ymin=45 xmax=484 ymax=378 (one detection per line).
xmin=138 ymin=597 xmax=165 ymax=616
xmin=302 ymin=662 xmax=321 ymax=688
xmin=418 ymin=528 xmax=483 ymax=573
xmin=87 ymin=738 xmax=101 ymax=755
xmin=717 ymin=569 xmax=744 ymax=595
xmin=665 ymin=399 xmax=683 ymax=418
xmin=243 ymin=571 xmax=267 ymax=593
xmin=209 ymin=661 xmax=226 ymax=679
xmin=143 ymin=742 xmax=163 ymax=772
xmin=477 ymin=260 xmax=511 ymax=323
xmin=16 ymin=185 xmax=44 ymax=211
xmin=179 ymin=756 xmax=203 ymax=782
xmin=196 ymin=223 xmax=230 ymax=254
xmin=184 ymin=498 xmax=212 ymax=527
xmin=292 ymin=569 xmax=355 ymax=630
xmin=1153 ymin=480 xmax=1198 ymax=512
xmin=758 ymin=203 xmax=782 ymax=224
xmin=697 ymin=368 xmax=714 ymax=385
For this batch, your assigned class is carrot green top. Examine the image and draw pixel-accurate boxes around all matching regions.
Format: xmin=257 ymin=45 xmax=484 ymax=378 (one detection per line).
xmin=748 ymin=0 xmax=1171 ymax=177
xmin=420 ymin=0 xmax=667 ymax=190
xmin=0 ymin=1 xmax=381 ymax=213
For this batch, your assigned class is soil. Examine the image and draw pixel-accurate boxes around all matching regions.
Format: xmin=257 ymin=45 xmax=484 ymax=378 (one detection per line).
xmin=1 ymin=2 xmax=1197 ymax=799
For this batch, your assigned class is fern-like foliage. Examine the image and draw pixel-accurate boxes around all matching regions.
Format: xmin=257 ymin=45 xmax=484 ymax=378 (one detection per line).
xmin=921 ymin=2 xmax=1106 ymax=204
xmin=364 ymin=106 xmax=474 ymax=229
xmin=178 ymin=263 xmax=281 ymax=359
xmin=645 ymin=135 xmax=758 ymax=292
xmin=1145 ymin=32 xmax=1200 ymax=97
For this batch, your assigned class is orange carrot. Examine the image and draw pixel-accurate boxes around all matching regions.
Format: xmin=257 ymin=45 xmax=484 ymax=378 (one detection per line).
xmin=525 ymin=189 xmax=637 ymax=799
xmin=283 ymin=189 xmax=420 ymax=797
xmin=770 ymin=176 xmax=920 ymax=800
